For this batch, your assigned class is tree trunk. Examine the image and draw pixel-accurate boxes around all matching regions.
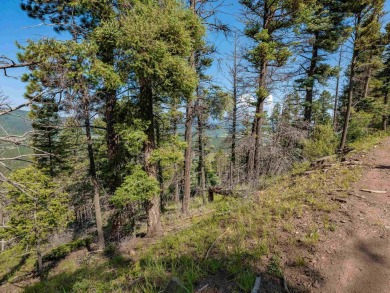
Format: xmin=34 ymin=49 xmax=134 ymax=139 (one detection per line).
xmin=172 ymin=117 xmax=180 ymax=204
xmin=362 ymin=53 xmax=373 ymax=102
xmin=304 ymin=41 xmax=319 ymax=125
xmin=156 ymin=119 xmax=165 ymax=211
xmin=84 ymin=103 xmax=105 ymax=250
xmin=383 ymin=93 xmax=388 ymax=131
xmin=333 ymin=47 xmax=343 ymax=131
xmin=105 ymin=89 xmax=118 ymax=162
xmin=174 ymin=167 xmax=180 ymax=203
xmin=197 ymin=99 xmax=207 ymax=205
xmin=340 ymin=20 xmax=360 ymax=150
xmin=100 ymin=45 xmax=119 ymax=190
xmin=140 ymin=82 xmax=161 ymax=236
xmin=250 ymin=59 xmax=267 ymax=180
xmin=182 ymin=0 xmax=198 ymax=215
xmin=231 ymin=38 xmax=238 ymax=175
xmin=182 ymin=94 xmax=193 ymax=214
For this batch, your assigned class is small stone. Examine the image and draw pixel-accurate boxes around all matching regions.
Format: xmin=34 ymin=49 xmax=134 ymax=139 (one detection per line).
xmin=313 ymin=281 xmax=320 ymax=288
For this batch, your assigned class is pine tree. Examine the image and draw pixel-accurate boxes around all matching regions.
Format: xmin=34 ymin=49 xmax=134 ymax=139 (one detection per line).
xmin=240 ymin=0 xmax=312 ymax=179
xmin=21 ymin=1 xmax=123 ymax=188
xmin=28 ymin=97 xmax=63 ymax=177
xmin=340 ymin=0 xmax=384 ymax=150
xmin=312 ymin=90 xmax=333 ymax=125
xmin=0 ymin=166 xmax=71 ymax=275
xmin=376 ymin=23 xmax=390 ymax=131
xmin=295 ymin=0 xmax=349 ymax=125
xmin=109 ymin=0 xmax=204 ymax=235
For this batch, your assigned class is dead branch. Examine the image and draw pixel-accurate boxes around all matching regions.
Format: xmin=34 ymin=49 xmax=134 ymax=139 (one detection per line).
xmin=361 ymin=189 xmax=387 ymax=194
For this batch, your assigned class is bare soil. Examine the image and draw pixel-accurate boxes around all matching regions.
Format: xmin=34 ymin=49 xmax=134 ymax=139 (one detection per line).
xmin=311 ymin=138 xmax=390 ymax=293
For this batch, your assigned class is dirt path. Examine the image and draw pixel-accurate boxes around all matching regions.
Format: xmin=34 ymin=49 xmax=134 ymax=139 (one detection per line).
xmin=313 ymin=138 xmax=390 ymax=293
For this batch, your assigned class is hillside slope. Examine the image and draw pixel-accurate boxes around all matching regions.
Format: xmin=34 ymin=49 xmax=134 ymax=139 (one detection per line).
xmin=0 ymin=134 xmax=389 ymax=293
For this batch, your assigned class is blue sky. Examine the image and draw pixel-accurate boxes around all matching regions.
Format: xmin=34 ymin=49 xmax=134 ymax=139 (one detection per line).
xmin=1 ymin=0 xmax=390 ymax=108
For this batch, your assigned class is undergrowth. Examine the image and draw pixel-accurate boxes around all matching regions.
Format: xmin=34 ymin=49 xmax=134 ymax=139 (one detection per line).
xmin=4 ymin=135 xmax=386 ymax=292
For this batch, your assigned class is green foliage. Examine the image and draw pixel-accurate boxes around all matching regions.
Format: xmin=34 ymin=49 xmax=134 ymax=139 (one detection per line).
xmin=111 ymin=165 xmax=160 ymax=208
xmin=347 ymin=111 xmax=374 ymax=142
xmin=114 ymin=0 xmax=204 ymax=98
xmin=150 ymin=137 xmax=186 ymax=166
xmin=19 ymin=38 xmax=122 ymax=92
xmin=312 ymin=90 xmax=333 ymax=125
xmin=303 ymin=124 xmax=338 ymax=160
xmin=1 ymin=166 xmax=72 ymax=248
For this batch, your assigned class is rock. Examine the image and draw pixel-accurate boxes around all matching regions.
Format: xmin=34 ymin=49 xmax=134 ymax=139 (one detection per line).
xmin=313 ymin=281 xmax=321 ymax=288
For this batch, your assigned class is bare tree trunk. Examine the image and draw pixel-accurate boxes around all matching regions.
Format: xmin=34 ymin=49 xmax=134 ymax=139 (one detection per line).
xmin=340 ymin=20 xmax=360 ymax=150
xmin=182 ymin=0 xmax=197 ymax=214
xmin=197 ymin=99 xmax=207 ymax=205
xmin=333 ymin=47 xmax=343 ymax=131
xmin=182 ymin=93 xmax=193 ymax=215
xmin=84 ymin=103 xmax=105 ymax=250
xmin=304 ymin=40 xmax=319 ymax=125
xmin=231 ymin=37 xmax=238 ymax=176
xmin=140 ymin=82 xmax=161 ymax=236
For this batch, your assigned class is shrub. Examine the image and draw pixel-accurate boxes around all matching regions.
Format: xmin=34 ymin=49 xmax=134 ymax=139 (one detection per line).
xmin=347 ymin=111 xmax=374 ymax=142
xmin=303 ymin=124 xmax=338 ymax=160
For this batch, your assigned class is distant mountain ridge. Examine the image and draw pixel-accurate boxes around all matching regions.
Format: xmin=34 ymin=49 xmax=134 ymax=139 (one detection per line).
xmin=0 ymin=110 xmax=32 ymax=136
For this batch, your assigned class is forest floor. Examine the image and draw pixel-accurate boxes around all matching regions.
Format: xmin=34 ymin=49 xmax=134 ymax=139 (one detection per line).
xmin=1 ymin=134 xmax=390 ymax=293
xmin=310 ymin=136 xmax=390 ymax=293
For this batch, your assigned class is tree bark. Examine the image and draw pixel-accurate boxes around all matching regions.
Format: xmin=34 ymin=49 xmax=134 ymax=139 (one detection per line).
xmin=182 ymin=0 xmax=197 ymax=214
xmin=383 ymin=93 xmax=388 ymax=131
xmin=231 ymin=38 xmax=238 ymax=173
xmin=156 ymin=119 xmax=165 ymax=211
xmin=84 ymin=102 xmax=105 ymax=250
xmin=182 ymin=94 xmax=193 ymax=215
xmin=197 ymin=99 xmax=207 ymax=205
xmin=304 ymin=40 xmax=319 ymax=125
xmin=140 ymin=82 xmax=161 ymax=236
xmin=333 ymin=47 xmax=343 ymax=131
xmin=250 ymin=59 xmax=267 ymax=180
xmin=105 ymin=89 xmax=118 ymax=163
xmin=340 ymin=17 xmax=360 ymax=150
xmin=100 ymin=45 xmax=119 ymax=190
xmin=172 ymin=116 xmax=180 ymax=204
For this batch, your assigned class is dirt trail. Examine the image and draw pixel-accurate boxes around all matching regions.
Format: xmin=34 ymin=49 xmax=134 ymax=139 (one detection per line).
xmin=314 ymin=138 xmax=390 ymax=293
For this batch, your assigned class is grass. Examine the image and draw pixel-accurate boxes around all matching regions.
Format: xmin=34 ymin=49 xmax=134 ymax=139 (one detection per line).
xmin=349 ymin=130 xmax=389 ymax=151
xmin=3 ymin=133 xmax=387 ymax=292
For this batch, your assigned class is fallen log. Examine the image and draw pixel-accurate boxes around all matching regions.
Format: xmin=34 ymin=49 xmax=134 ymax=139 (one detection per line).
xmin=331 ymin=197 xmax=347 ymax=203
xmin=208 ymin=186 xmax=234 ymax=202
